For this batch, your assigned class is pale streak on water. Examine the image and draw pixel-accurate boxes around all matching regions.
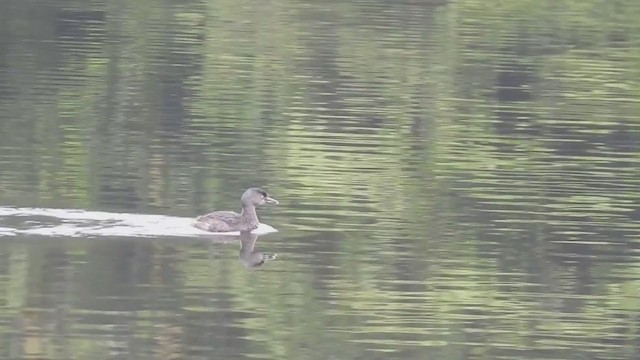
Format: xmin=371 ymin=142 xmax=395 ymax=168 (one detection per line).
xmin=0 ymin=207 xmax=278 ymax=237
xmin=1 ymin=0 xmax=640 ymax=359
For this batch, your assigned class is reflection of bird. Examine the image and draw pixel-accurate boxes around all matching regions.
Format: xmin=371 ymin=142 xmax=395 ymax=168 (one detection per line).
xmin=202 ymin=233 xmax=277 ymax=268
xmin=239 ymin=233 xmax=277 ymax=268
xmin=193 ymin=188 xmax=279 ymax=233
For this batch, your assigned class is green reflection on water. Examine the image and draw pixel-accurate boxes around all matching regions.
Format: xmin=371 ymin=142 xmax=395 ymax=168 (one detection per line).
xmin=0 ymin=0 xmax=640 ymax=359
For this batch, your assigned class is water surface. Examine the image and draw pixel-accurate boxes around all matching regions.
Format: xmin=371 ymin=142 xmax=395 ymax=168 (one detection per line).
xmin=1 ymin=0 xmax=640 ymax=359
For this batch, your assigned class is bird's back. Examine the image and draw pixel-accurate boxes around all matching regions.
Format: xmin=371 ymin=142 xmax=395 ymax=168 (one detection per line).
xmin=193 ymin=210 xmax=242 ymax=232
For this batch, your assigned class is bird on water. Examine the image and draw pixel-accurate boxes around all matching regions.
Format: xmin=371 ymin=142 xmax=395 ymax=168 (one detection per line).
xmin=192 ymin=187 xmax=279 ymax=233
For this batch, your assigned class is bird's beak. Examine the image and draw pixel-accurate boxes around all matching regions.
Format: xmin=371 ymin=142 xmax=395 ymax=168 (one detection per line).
xmin=264 ymin=196 xmax=279 ymax=205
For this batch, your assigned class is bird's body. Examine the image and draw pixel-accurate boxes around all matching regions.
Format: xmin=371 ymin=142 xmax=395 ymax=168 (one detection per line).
xmin=194 ymin=209 xmax=257 ymax=232
xmin=193 ymin=188 xmax=278 ymax=233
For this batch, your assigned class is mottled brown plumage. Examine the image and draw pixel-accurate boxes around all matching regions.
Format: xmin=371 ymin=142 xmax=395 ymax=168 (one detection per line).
xmin=193 ymin=188 xmax=278 ymax=233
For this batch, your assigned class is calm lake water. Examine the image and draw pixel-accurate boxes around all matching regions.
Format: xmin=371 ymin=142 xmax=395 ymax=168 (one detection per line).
xmin=1 ymin=0 xmax=640 ymax=359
